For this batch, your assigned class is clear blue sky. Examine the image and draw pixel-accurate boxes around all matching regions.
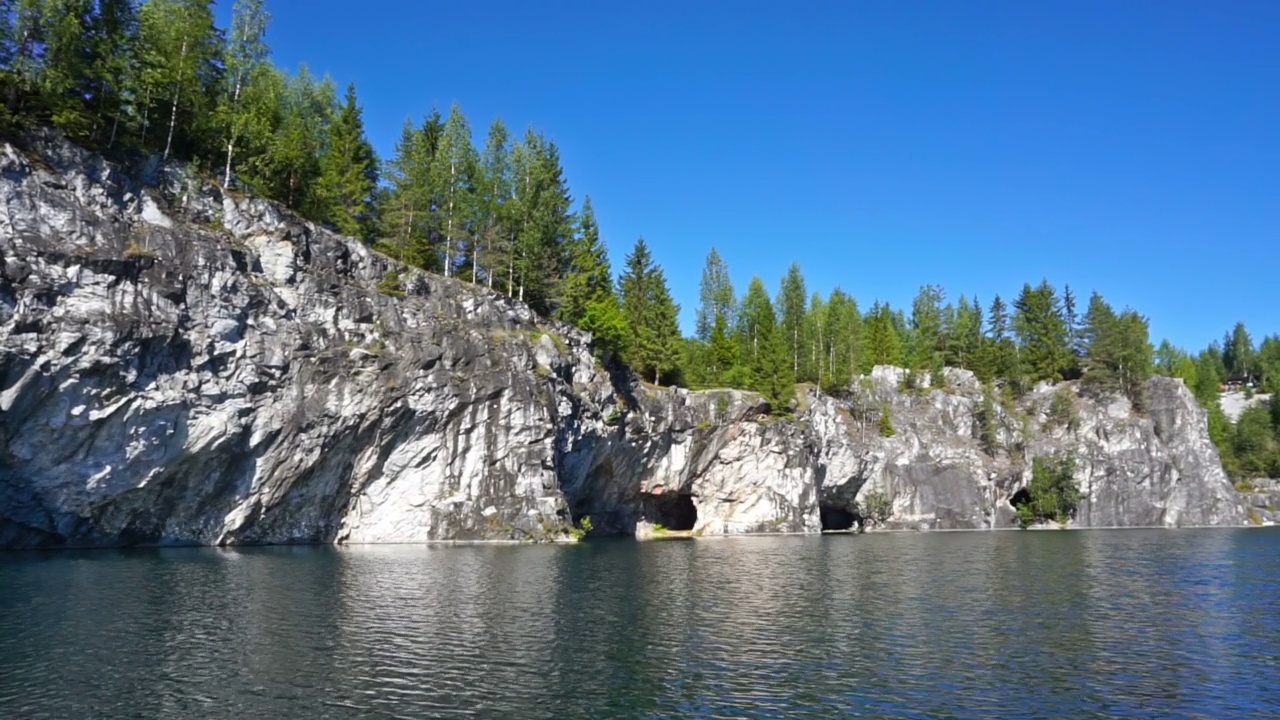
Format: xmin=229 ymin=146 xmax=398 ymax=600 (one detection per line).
xmin=222 ymin=0 xmax=1279 ymax=350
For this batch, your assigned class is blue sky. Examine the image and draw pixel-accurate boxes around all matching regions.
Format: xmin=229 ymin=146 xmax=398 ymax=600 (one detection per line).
xmin=222 ymin=0 xmax=1279 ymax=350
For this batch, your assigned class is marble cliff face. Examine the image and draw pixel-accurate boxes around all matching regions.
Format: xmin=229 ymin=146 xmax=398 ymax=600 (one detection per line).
xmin=0 ymin=133 xmax=1247 ymax=548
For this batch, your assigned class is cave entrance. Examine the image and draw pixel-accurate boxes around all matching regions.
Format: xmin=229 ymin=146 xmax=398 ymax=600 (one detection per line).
xmin=1009 ymin=488 xmax=1032 ymax=510
xmin=820 ymin=505 xmax=856 ymax=532
xmin=648 ymin=493 xmax=697 ymax=531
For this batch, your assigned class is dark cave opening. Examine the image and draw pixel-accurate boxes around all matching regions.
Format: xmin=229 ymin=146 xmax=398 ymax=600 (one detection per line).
xmin=820 ymin=505 xmax=857 ymax=531
xmin=647 ymin=493 xmax=698 ymax=531
xmin=1009 ymin=487 xmax=1032 ymax=510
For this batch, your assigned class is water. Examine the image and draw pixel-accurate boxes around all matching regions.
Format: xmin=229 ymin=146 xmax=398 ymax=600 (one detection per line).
xmin=2 ymin=529 xmax=1279 ymax=719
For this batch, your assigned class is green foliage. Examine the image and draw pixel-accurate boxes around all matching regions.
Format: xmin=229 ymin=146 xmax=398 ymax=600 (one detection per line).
xmin=863 ymin=301 xmax=903 ymax=370
xmin=1015 ymin=454 xmax=1082 ymax=528
xmin=619 ymin=237 xmax=682 ymax=385
xmin=1045 ymin=385 xmax=1079 ymax=432
xmin=878 ymin=403 xmax=896 ymax=438
xmin=1079 ymin=292 xmax=1153 ymax=408
xmin=314 ymin=84 xmax=378 ymax=238
xmin=859 ymin=491 xmax=892 ymax=528
xmin=975 ymin=383 xmax=1000 ymax=455
xmin=377 ymin=269 xmax=406 ymax=297
xmin=1012 ymin=280 xmax=1071 ymax=383
xmin=567 ymin=515 xmax=593 ymax=541
xmin=778 ymin=262 xmax=808 ymax=379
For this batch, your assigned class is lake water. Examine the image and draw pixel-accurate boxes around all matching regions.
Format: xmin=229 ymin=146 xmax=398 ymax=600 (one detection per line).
xmin=2 ymin=529 xmax=1278 ymax=719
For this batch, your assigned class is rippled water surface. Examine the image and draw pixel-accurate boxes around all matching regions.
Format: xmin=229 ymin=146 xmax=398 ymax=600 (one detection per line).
xmin=3 ymin=529 xmax=1279 ymax=719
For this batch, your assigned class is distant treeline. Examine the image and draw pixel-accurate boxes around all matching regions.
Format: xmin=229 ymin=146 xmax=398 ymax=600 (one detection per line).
xmin=3 ymin=1 xmax=1275 ymax=477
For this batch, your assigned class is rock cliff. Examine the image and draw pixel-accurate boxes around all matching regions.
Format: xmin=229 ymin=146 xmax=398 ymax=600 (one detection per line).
xmin=0 ymin=133 xmax=1248 ymax=548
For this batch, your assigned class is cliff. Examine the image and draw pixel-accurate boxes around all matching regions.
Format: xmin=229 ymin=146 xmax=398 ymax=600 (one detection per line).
xmin=0 ymin=133 xmax=1248 ymax=548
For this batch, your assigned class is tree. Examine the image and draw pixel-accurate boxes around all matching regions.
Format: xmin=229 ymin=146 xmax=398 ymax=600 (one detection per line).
xmin=619 ymin=238 xmax=681 ymax=384
xmin=695 ymin=247 xmax=736 ymax=343
xmin=381 ymin=116 xmax=437 ymax=269
xmin=314 ymin=83 xmax=378 ymax=238
xmin=430 ymin=103 xmax=478 ymax=278
xmin=823 ymin=288 xmax=861 ymax=392
xmin=559 ymin=196 xmax=614 ymax=326
xmin=707 ymin=309 xmax=739 ymax=387
xmin=509 ymin=129 xmax=573 ymax=312
xmin=982 ymin=294 xmax=1018 ymax=383
xmin=863 ymin=301 xmax=903 ymax=370
xmin=219 ymin=0 xmax=270 ymax=187
xmin=778 ymin=262 xmax=807 ymax=378
xmin=135 ymin=0 xmax=220 ymax=159
xmin=909 ymin=284 xmax=945 ymax=372
xmin=476 ymin=117 xmax=511 ymax=289
xmin=1012 ymin=280 xmax=1071 ymax=383
xmin=1080 ymin=292 xmax=1152 ymax=407
xmin=1223 ymin=322 xmax=1255 ymax=381
xmin=737 ymin=277 xmax=792 ymax=410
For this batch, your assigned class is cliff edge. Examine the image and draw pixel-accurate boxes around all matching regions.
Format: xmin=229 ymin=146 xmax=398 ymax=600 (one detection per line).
xmin=0 ymin=133 xmax=1247 ymax=547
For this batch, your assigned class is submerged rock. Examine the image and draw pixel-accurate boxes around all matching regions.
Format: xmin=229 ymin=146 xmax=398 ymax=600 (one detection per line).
xmin=0 ymin=132 xmax=1248 ymax=548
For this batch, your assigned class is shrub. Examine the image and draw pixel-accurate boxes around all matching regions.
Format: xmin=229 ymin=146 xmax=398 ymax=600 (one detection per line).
xmin=859 ymin=491 xmax=893 ymax=528
xmin=1015 ymin=454 xmax=1082 ymax=528
xmin=568 ymin=516 xmax=593 ymax=541
xmin=1046 ymin=385 xmax=1079 ymax=431
xmin=378 ymin=269 xmax=406 ymax=297
xmin=878 ymin=403 xmax=896 ymax=438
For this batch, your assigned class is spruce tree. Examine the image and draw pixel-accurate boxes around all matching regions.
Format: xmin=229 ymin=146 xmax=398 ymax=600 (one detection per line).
xmin=619 ymin=238 xmax=681 ymax=384
xmin=863 ymin=302 xmax=903 ymax=370
xmin=558 ymin=196 xmax=614 ymax=326
xmin=314 ymin=83 xmax=378 ymax=238
xmin=739 ymin=277 xmax=792 ymax=410
xmin=695 ymin=247 xmax=736 ymax=343
xmin=909 ymin=284 xmax=945 ymax=372
xmin=1013 ymin=280 xmax=1071 ymax=382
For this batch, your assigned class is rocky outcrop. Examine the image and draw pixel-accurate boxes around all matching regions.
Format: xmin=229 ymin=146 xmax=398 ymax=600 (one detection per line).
xmin=0 ymin=133 xmax=1249 ymax=548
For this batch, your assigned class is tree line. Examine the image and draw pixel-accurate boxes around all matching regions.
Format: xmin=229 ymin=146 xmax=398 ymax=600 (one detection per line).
xmin=676 ymin=249 xmax=1156 ymax=411
xmin=3 ymin=2 xmax=1272 ymax=478
xmin=1154 ymin=324 xmax=1280 ymax=479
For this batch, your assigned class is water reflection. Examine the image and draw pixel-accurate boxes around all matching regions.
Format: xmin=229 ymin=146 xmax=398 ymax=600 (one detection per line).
xmin=1 ymin=530 xmax=1278 ymax=719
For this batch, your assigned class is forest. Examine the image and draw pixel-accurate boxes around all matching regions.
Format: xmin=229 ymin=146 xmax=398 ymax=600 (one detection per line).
xmin=1 ymin=0 xmax=1276 ymax=479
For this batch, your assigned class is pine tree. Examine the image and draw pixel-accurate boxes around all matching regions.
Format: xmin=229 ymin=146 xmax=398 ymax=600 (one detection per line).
xmin=558 ymin=196 xmax=614 ymax=326
xmin=909 ymin=284 xmax=945 ymax=372
xmin=510 ymin=129 xmax=573 ymax=312
xmin=863 ymin=302 xmax=903 ymax=370
xmin=983 ymin=294 xmax=1018 ymax=382
xmin=1013 ymin=280 xmax=1071 ymax=382
xmin=708 ymin=309 xmax=739 ymax=387
xmin=805 ymin=292 xmax=826 ymax=385
xmin=314 ymin=83 xmax=377 ymax=238
xmin=738 ymin=277 xmax=792 ymax=410
xmin=381 ymin=118 xmax=435 ymax=268
xmin=619 ymin=238 xmax=681 ymax=384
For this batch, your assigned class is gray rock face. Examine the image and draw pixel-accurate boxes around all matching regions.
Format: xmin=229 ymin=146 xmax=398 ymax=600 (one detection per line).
xmin=0 ymin=133 xmax=1248 ymax=548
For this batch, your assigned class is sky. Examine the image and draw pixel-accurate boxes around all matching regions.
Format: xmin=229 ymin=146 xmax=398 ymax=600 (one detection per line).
xmin=219 ymin=0 xmax=1279 ymax=350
